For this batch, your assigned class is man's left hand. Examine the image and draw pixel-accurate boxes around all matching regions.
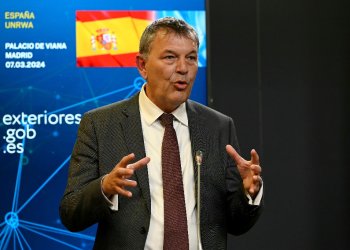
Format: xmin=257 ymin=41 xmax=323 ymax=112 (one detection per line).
xmin=226 ymin=145 xmax=262 ymax=198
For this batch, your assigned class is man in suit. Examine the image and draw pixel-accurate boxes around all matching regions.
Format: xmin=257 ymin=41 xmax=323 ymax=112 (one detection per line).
xmin=60 ymin=17 xmax=263 ymax=250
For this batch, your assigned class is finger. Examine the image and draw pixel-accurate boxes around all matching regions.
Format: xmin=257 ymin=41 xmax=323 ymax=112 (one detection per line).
xmin=253 ymin=175 xmax=262 ymax=185
xmin=250 ymin=164 xmax=262 ymax=175
xmin=126 ymin=156 xmax=150 ymax=171
xmin=250 ymin=175 xmax=262 ymax=194
xmin=115 ymin=186 xmax=133 ymax=198
xmin=250 ymin=149 xmax=260 ymax=165
xmin=249 ymin=185 xmax=260 ymax=195
xmin=118 ymin=178 xmax=138 ymax=188
xmin=118 ymin=153 xmax=136 ymax=168
xmin=117 ymin=179 xmax=139 ymax=198
xmin=115 ymin=167 xmax=135 ymax=178
xmin=226 ymin=145 xmax=244 ymax=165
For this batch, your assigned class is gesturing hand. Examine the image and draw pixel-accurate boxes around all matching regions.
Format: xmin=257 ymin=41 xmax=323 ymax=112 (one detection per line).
xmin=226 ymin=145 xmax=262 ymax=198
xmin=102 ymin=153 xmax=150 ymax=198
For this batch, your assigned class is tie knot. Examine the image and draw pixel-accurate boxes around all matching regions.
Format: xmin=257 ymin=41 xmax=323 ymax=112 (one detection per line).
xmin=160 ymin=113 xmax=174 ymax=127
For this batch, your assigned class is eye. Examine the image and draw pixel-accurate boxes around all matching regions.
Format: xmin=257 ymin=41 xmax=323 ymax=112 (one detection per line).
xmin=187 ymin=55 xmax=198 ymax=63
xmin=164 ymin=55 xmax=175 ymax=60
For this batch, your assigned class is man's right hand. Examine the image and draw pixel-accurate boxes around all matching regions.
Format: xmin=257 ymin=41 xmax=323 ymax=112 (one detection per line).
xmin=102 ymin=153 xmax=150 ymax=198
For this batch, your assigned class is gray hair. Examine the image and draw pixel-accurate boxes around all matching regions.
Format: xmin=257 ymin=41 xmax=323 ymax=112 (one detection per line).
xmin=139 ymin=17 xmax=199 ymax=58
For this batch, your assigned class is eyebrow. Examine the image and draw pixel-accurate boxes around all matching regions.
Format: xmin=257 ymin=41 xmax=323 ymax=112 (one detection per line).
xmin=162 ymin=49 xmax=198 ymax=55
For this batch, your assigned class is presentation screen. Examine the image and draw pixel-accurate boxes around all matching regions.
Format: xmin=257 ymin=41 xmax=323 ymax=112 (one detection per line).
xmin=0 ymin=0 xmax=207 ymax=249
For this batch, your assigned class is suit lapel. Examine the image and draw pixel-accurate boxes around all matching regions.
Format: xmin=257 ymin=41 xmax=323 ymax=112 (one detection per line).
xmin=186 ymin=101 xmax=209 ymax=200
xmin=120 ymin=94 xmax=151 ymax=213
xmin=187 ymin=101 xmax=212 ymax=240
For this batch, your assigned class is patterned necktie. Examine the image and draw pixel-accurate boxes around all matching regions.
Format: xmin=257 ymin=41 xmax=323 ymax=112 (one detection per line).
xmin=160 ymin=113 xmax=189 ymax=250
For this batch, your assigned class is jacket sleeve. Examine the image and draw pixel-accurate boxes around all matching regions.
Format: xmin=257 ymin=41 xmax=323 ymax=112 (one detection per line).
xmin=59 ymin=112 xmax=112 ymax=232
xmin=225 ymin=117 xmax=264 ymax=235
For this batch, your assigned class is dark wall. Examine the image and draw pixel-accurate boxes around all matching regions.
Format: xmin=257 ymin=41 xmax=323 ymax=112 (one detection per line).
xmin=208 ymin=0 xmax=350 ymax=249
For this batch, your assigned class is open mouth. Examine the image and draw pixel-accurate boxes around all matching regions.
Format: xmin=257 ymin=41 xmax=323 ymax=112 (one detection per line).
xmin=174 ymin=81 xmax=188 ymax=90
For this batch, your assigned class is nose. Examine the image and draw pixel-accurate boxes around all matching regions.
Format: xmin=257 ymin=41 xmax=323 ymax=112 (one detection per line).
xmin=176 ymin=58 xmax=188 ymax=74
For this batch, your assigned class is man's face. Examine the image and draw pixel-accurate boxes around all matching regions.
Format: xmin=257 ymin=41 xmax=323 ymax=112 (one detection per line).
xmin=137 ymin=30 xmax=198 ymax=113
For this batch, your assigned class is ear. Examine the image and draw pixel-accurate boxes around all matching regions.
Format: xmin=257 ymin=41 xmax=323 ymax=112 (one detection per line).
xmin=136 ymin=53 xmax=147 ymax=79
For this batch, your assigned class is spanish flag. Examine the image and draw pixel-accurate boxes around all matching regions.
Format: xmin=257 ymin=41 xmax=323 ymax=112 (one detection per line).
xmin=76 ymin=11 xmax=155 ymax=67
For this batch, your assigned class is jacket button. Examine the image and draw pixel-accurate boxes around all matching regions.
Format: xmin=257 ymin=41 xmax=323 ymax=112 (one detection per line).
xmin=140 ymin=227 xmax=147 ymax=234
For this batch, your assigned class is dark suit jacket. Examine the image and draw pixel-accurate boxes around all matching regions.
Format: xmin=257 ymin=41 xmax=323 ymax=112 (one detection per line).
xmin=59 ymin=93 xmax=263 ymax=250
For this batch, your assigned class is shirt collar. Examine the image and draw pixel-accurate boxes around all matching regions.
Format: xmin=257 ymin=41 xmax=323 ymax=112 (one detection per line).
xmin=139 ymin=83 xmax=188 ymax=127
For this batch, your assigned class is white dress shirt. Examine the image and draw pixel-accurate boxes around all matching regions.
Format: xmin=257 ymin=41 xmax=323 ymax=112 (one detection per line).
xmin=138 ymin=86 xmax=199 ymax=250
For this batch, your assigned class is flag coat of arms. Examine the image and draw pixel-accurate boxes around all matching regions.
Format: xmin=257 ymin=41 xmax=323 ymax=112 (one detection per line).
xmin=76 ymin=11 xmax=155 ymax=67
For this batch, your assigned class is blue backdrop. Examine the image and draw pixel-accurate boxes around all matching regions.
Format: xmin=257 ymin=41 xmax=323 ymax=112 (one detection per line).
xmin=0 ymin=0 xmax=207 ymax=249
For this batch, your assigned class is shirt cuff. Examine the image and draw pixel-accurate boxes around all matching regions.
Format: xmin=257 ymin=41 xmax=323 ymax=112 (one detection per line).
xmin=101 ymin=174 xmax=119 ymax=211
xmin=246 ymin=183 xmax=263 ymax=206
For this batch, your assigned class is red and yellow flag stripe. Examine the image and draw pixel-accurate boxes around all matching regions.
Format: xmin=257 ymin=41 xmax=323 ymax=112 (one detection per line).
xmin=76 ymin=11 xmax=155 ymax=67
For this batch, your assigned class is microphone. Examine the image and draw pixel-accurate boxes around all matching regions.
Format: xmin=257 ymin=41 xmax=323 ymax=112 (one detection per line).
xmin=195 ymin=150 xmax=203 ymax=250
xmin=195 ymin=150 xmax=203 ymax=166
